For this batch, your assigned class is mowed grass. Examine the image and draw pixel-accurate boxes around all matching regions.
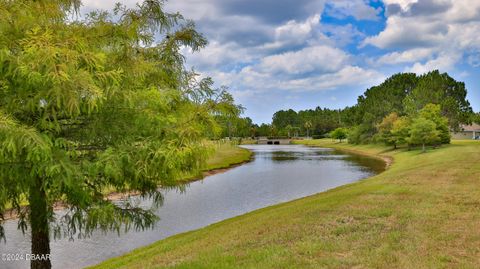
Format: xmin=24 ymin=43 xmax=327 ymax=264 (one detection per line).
xmin=203 ymin=143 xmax=252 ymax=171
xmin=91 ymin=140 xmax=480 ymax=269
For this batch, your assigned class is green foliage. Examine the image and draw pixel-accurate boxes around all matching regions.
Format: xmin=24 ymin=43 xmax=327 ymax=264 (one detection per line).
xmin=348 ymin=124 xmax=374 ymax=144
xmin=390 ymin=116 xmax=411 ymax=148
xmin=356 ymin=73 xmax=418 ymax=137
xmin=272 ymin=109 xmax=300 ymax=130
xmin=374 ymin=104 xmax=449 ymax=150
xmin=376 ymin=112 xmax=399 ymax=148
xmin=285 ymin=124 xmax=293 ymax=137
xmin=270 ymin=71 xmax=473 ymax=145
xmin=255 ymin=123 xmax=271 ymax=137
xmin=0 ymin=0 xmax=241 ymax=265
xmin=473 ymin=113 xmax=480 ymax=124
xmin=269 ymin=107 xmax=345 ymax=138
xmin=403 ymin=71 xmax=472 ymax=130
xmin=407 ymin=118 xmax=440 ymax=152
xmin=419 ymin=104 xmax=451 ymax=144
xmin=352 ymin=71 xmax=469 ymax=144
xmin=304 ymin=120 xmax=312 ymax=137
xmin=330 ymin=128 xmax=348 ymax=142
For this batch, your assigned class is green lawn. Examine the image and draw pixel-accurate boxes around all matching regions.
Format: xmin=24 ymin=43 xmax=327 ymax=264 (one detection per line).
xmin=91 ymin=140 xmax=480 ymax=269
xmin=203 ymin=143 xmax=252 ymax=171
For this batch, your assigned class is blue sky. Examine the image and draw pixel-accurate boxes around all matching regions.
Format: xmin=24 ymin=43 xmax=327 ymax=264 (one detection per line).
xmin=82 ymin=0 xmax=480 ymax=124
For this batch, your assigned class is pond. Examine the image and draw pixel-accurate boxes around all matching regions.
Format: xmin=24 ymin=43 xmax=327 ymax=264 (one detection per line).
xmin=0 ymin=145 xmax=385 ymax=269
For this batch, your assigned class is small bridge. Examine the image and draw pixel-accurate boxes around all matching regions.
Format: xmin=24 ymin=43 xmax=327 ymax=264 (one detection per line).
xmin=257 ymin=138 xmax=292 ymax=145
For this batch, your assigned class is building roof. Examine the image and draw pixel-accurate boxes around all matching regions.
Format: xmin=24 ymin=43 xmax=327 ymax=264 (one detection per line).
xmin=461 ymin=123 xmax=480 ymax=131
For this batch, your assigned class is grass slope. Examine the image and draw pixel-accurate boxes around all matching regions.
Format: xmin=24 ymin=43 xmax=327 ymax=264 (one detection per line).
xmin=203 ymin=143 xmax=252 ymax=171
xmin=92 ymin=140 xmax=480 ymax=269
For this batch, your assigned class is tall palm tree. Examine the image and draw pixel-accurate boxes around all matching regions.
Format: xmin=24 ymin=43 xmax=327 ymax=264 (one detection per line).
xmin=304 ymin=121 xmax=313 ymax=137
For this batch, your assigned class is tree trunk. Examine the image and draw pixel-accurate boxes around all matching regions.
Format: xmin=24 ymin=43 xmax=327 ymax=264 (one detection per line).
xmin=29 ymin=177 xmax=51 ymax=269
xmin=422 ymin=143 xmax=426 ymax=153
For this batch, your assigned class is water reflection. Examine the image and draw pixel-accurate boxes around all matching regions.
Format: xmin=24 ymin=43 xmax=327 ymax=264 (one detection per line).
xmin=1 ymin=144 xmax=384 ymax=269
xmin=261 ymin=146 xmax=385 ymax=173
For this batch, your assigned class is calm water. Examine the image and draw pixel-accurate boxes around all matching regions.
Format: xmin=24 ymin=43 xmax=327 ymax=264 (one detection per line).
xmin=0 ymin=145 xmax=384 ymax=269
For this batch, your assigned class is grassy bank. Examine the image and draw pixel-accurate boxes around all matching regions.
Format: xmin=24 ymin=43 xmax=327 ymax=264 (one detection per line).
xmin=92 ymin=140 xmax=480 ymax=269
xmin=203 ymin=143 xmax=253 ymax=171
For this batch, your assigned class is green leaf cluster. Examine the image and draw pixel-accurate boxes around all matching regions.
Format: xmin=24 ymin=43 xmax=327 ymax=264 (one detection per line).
xmin=375 ymin=104 xmax=449 ymax=151
xmin=0 ymin=0 xmax=239 ymax=251
xmin=330 ymin=128 xmax=348 ymax=142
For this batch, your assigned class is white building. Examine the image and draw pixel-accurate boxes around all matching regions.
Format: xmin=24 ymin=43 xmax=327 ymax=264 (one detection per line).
xmin=452 ymin=124 xmax=480 ymax=140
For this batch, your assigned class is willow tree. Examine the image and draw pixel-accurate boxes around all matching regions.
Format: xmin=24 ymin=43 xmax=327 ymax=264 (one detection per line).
xmin=0 ymin=1 xmax=230 ymax=268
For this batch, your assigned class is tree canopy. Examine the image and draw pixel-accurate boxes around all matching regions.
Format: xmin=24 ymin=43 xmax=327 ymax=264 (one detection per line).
xmin=408 ymin=118 xmax=440 ymax=153
xmin=0 ymin=1 xmax=241 ymax=268
xmin=266 ymin=70 xmax=473 ymax=145
xmin=330 ymin=128 xmax=348 ymax=142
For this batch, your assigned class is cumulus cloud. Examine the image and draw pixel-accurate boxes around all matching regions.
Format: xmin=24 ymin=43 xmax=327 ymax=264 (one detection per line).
xmin=406 ymin=52 xmax=461 ymax=74
xmin=80 ymin=0 xmax=480 ymax=121
xmin=257 ymin=46 xmax=349 ymax=75
xmin=182 ymin=41 xmax=256 ymax=70
xmin=363 ymin=16 xmax=448 ymax=49
xmin=275 ymin=14 xmax=321 ymax=43
xmin=321 ymin=23 xmax=366 ymax=47
xmin=215 ymin=0 xmax=326 ymax=24
xmin=325 ymin=0 xmax=383 ymax=21
xmin=221 ymin=46 xmax=385 ymax=93
xmin=377 ymin=48 xmax=435 ymax=65
xmin=382 ymin=0 xmax=419 ymax=10
xmin=365 ymin=0 xmax=480 ymax=73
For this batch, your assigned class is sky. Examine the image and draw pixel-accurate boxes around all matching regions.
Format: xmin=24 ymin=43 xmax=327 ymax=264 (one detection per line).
xmin=82 ymin=0 xmax=480 ymax=124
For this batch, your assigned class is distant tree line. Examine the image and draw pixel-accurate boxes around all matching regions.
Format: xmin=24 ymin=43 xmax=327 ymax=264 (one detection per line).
xmin=251 ymin=70 xmax=477 ymax=149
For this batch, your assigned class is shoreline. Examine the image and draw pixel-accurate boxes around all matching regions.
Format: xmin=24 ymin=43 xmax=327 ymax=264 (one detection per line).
xmin=93 ymin=141 xmax=480 ymax=268
xmin=91 ymin=140 xmax=397 ymax=268
xmin=293 ymin=140 xmax=393 ymax=168
xmin=2 ymin=146 xmax=253 ymax=221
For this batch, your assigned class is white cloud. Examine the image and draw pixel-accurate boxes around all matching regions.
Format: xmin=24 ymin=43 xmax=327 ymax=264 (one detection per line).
xmin=262 ymin=14 xmax=327 ymax=50
xmin=275 ymin=14 xmax=321 ymax=41
xmin=406 ymin=52 xmax=461 ymax=74
xmin=257 ymin=46 xmax=349 ymax=75
xmin=325 ymin=0 xmax=383 ymax=21
xmin=363 ymin=16 xmax=448 ymax=49
xmin=278 ymin=65 xmax=384 ymax=91
xmin=230 ymin=51 xmax=384 ymax=93
xmin=183 ymin=41 xmax=257 ymax=70
xmin=321 ymin=23 xmax=365 ymax=47
xmin=382 ymin=0 xmax=418 ymax=10
xmin=366 ymin=0 xmax=480 ymax=72
xmin=377 ymin=48 xmax=435 ymax=65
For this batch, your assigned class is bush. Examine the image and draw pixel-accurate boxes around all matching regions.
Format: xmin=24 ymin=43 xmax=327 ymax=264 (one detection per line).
xmin=330 ymin=128 xmax=348 ymax=142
